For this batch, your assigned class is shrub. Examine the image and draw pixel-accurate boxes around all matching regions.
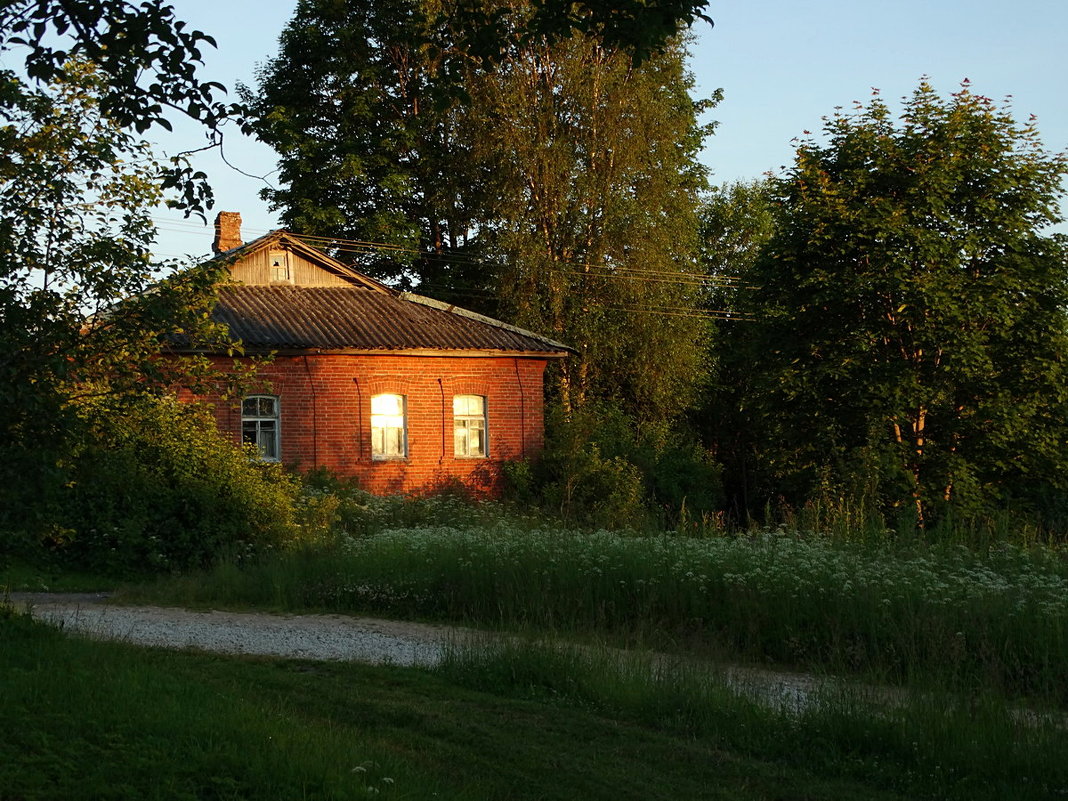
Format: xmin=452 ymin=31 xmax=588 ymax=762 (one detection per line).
xmin=17 ymin=395 xmax=306 ymax=573
xmin=300 ymin=466 xmax=504 ymax=538
xmin=509 ymin=403 xmax=723 ymax=529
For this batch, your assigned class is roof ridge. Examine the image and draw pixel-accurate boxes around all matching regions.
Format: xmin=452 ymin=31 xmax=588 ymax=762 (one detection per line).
xmin=399 ymin=292 xmax=574 ymax=353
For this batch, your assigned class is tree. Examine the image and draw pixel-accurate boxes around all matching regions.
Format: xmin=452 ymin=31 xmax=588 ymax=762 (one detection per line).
xmin=744 ymin=81 xmax=1068 ymax=526
xmin=0 ymin=60 xmax=233 ymax=532
xmin=0 ymin=0 xmax=234 ymax=216
xmin=474 ymin=32 xmax=715 ymax=421
xmin=249 ymin=2 xmax=716 ymax=423
xmin=243 ymin=0 xmax=491 ymax=291
xmin=696 ymin=180 xmax=778 ymax=519
xmin=0 ymin=2 xmax=241 ymax=539
xmin=700 ymin=179 xmax=778 ymax=281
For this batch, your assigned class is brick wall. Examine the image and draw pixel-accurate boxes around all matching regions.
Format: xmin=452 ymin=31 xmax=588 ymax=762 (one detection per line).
xmin=191 ymin=353 xmax=550 ymax=496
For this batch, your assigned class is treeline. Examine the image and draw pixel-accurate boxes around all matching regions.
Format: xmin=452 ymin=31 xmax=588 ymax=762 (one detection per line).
xmin=1 ymin=0 xmax=1066 ymax=560
xmin=245 ymin=3 xmax=1068 ymax=534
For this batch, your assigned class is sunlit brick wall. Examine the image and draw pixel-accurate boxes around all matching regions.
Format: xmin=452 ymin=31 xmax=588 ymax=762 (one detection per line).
xmin=192 ymin=353 xmax=550 ymax=497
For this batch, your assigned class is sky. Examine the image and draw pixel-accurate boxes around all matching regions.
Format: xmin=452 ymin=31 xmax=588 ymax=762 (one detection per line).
xmin=150 ymin=0 xmax=1068 ymax=261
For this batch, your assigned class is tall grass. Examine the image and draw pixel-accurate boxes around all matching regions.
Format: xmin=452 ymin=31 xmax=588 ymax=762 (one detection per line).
xmin=436 ymin=639 xmax=1068 ymax=801
xmin=136 ymin=524 xmax=1068 ymax=704
xmin=17 ymin=604 xmax=1040 ymax=801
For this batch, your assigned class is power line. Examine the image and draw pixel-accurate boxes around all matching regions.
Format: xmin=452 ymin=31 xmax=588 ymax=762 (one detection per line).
xmin=292 ymin=232 xmax=750 ymax=287
xmin=437 ymin=288 xmax=755 ymax=322
xmin=149 ymin=219 xmax=757 ymax=319
xmin=150 ymin=217 xmax=751 ymax=287
xmin=604 ymin=306 xmax=755 ymax=322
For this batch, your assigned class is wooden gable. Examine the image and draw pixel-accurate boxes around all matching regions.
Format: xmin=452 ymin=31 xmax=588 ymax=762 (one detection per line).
xmin=221 ymin=231 xmax=390 ymax=293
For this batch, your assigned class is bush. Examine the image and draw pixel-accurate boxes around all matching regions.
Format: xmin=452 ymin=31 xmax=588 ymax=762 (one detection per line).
xmin=507 ymin=403 xmax=723 ymax=529
xmin=10 ymin=395 xmax=307 ymax=573
xmin=301 ymin=467 xmax=503 ymax=537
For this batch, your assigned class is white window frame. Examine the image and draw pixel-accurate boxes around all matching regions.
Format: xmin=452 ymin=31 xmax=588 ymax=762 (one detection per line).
xmin=241 ymin=395 xmax=281 ymax=461
xmin=453 ymin=394 xmax=488 ymax=458
xmin=269 ymin=249 xmax=291 ymax=283
xmin=371 ymin=393 xmax=408 ymax=460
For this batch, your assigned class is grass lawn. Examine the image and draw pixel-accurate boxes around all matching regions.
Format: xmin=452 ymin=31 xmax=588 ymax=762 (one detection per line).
xmin=3 ymin=606 xmax=1064 ymax=801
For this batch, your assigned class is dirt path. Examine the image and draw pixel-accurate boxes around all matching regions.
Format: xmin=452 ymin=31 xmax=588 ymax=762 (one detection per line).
xmin=11 ymin=592 xmax=1062 ymax=726
xmin=7 ymin=592 xmax=876 ymax=711
xmin=11 ymin=592 xmax=480 ymax=667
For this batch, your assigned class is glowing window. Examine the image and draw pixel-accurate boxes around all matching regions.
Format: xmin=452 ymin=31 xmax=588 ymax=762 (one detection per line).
xmin=371 ymin=393 xmax=407 ymax=459
xmin=453 ymin=395 xmax=487 ymax=457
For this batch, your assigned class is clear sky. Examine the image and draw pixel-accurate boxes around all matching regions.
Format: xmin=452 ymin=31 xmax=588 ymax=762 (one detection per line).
xmin=150 ymin=0 xmax=1068 ymax=260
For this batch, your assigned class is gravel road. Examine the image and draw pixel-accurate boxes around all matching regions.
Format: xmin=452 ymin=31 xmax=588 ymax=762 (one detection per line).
xmin=10 ymin=592 xmax=836 ymax=712
xmin=16 ymin=592 xmax=1058 ymax=726
xmin=11 ymin=592 xmax=476 ymax=667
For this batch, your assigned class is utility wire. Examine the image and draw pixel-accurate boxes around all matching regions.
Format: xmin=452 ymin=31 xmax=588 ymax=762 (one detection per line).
xmin=149 ymin=218 xmax=757 ymax=319
xmin=150 ymin=217 xmax=749 ymax=287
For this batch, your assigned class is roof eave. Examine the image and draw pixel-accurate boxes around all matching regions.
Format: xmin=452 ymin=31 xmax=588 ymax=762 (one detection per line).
xmin=167 ymin=345 xmax=569 ymax=359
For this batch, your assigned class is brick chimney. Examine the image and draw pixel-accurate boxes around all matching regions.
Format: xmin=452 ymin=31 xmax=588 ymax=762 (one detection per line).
xmin=213 ymin=211 xmax=242 ymax=254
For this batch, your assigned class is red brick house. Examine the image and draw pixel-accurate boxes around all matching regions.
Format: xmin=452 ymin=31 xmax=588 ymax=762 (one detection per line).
xmin=178 ymin=212 xmax=570 ymax=495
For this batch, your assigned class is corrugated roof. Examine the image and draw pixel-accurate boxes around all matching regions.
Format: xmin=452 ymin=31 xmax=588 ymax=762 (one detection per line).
xmin=204 ymin=285 xmax=570 ymax=355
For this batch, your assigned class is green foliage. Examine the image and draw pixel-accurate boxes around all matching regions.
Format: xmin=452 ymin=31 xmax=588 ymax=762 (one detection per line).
xmin=9 ymin=613 xmax=1034 ymax=801
xmin=740 ymin=81 xmax=1068 ymax=527
xmin=509 ymin=404 xmax=722 ymax=528
xmin=249 ymin=4 xmax=715 ymax=421
xmin=699 ymin=179 xmax=779 ymax=281
xmin=0 ymin=58 xmax=240 ymax=545
xmin=0 ymin=0 xmax=233 ymax=216
xmin=438 ymin=641 xmax=1068 ymax=801
xmin=300 ymin=467 xmax=505 ymax=538
xmin=156 ymin=525 xmax=1068 ymax=703
xmin=695 ymin=179 xmax=780 ymax=522
xmin=3 ymin=396 xmax=305 ymax=573
xmin=477 ymin=33 xmax=716 ymax=420
xmin=243 ymin=0 xmax=492 ymax=292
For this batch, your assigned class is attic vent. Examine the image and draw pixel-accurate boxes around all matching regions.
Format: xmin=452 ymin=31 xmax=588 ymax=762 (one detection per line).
xmin=269 ymin=249 xmax=291 ymax=283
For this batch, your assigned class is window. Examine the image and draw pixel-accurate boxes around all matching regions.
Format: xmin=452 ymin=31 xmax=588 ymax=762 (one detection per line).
xmin=371 ymin=393 xmax=407 ymax=459
xmin=242 ymin=395 xmax=280 ymax=461
xmin=269 ymin=249 xmax=290 ymax=283
xmin=454 ymin=395 xmax=487 ymax=458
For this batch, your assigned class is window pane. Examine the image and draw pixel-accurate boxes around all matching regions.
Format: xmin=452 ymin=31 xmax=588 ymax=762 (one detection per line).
xmin=371 ymin=413 xmax=404 ymax=428
xmin=453 ymin=396 xmax=486 ymax=457
xmin=454 ymin=395 xmax=483 ymax=416
xmin=373 ymin=425 xmax=404 ymax=458
xmin=242 ymin=397 xmax=279 ymax=460
xmin=371 ymin=394 xmax=406 ymax=458
xmin=258 ymin=427 xmax=277 ymax=460
xmin=372 ymin=394 xmax=402 ymax=416
xmin=385 ymin=427 xmax=403 ymax=457
xmin=269 ymin=250 xmax=289 ymax=282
